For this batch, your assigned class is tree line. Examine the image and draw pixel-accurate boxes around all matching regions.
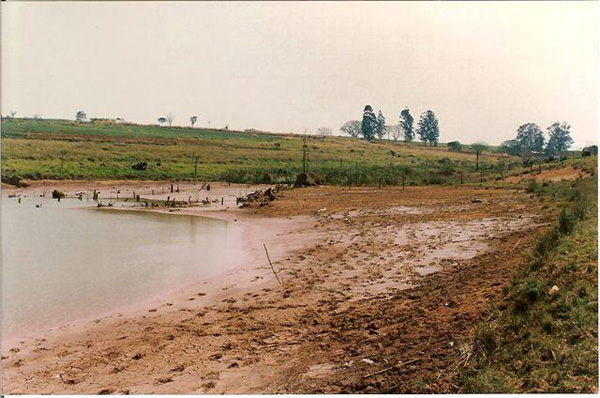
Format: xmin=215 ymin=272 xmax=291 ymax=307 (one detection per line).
xmin=500 ymin=122 xmax=574 ymax=161
xmin=340 ymin=106 xmax=440 ymax=146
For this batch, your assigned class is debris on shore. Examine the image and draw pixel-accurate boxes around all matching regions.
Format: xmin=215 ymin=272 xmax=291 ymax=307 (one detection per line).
xmin=294 ymin=173 xmax=319 ymax=187
xmin=236 ymin=185 xmax=287 ymax=208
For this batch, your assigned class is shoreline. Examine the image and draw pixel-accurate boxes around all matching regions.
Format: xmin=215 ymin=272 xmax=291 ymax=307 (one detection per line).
xmin=2 ymin=183 xmax=319 ymax=353
xmin=2 ymin=180 xmax=556 ymax=394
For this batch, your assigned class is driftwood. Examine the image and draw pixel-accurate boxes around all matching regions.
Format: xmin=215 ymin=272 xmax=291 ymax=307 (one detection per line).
xmin=263 ymin=244 xmax=282 ymax=285
xmin=511 ymin=239 xmax=522 ymax=252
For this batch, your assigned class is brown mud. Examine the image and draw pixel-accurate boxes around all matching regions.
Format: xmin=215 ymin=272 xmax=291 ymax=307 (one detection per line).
xmin=1 ymin=182 xmax=553 ymax=394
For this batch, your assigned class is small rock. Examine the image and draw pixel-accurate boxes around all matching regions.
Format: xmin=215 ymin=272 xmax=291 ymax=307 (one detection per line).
xmin=208 ymin=353 xmax=223 ymax=361
xmin=202 ymin=381 xmax=216 ymax=390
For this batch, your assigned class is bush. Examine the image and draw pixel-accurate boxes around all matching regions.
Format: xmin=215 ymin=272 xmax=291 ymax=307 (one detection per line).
xmin=448 ymin=141 xmax=462 ymax=151
xmin=294 ymin=172 xmax=318 ymax=187
xmin=525 ymin=179 xmax=539 ymax=193
xmin=558 ymin=209 xmax=577 ymax=235
xmin=523 ymin=278 xmax=543 ymax=302
xmin=132 ymin=161 xmax=148 ymax=171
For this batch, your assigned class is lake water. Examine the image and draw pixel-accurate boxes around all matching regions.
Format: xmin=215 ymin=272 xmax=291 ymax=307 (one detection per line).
xmin=1 ymin=196 xmax=244 ymax=342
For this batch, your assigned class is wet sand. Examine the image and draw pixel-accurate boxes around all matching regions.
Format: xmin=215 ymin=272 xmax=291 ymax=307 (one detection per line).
xmin=1 ymin=181 xmax=554 ymax=393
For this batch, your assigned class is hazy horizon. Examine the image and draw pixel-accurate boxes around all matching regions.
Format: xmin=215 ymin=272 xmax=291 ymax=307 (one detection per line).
xmin=1 ymin=2 xmax=597 ymax=147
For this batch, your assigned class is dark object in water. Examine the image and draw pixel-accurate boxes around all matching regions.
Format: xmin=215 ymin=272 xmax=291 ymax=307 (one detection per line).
xmin=52 ymin=190 xmax=66 ymax=199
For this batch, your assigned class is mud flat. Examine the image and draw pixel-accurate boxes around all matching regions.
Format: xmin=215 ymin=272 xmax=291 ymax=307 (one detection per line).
xmin=1 ymin=182 xmax=553 ymax=394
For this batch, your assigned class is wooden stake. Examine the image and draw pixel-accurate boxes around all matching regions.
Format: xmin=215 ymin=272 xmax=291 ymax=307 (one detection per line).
xmin=263 ymin=244 xmax=282 ymax=285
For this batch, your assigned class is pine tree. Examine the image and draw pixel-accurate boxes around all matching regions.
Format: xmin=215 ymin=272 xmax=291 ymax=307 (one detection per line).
xmin=376 ymin=110 xmax=386 ymax=140
xmin=399 ymin=108 xmax=414 ymax=143
xmin=417 ymin=110 xmax=439 ymax=146
xmin=361 ymin=105 xmax=377 ymax=140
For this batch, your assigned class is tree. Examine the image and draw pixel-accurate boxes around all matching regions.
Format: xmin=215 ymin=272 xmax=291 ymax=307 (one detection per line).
xmin=75 ymin=110 xmax=87 ymax=122
xmin=417 ymin=110 xmax=440 ymax=146
xmin=471 ymin=142 xmax=488 ymax=171
xmin=361 ymin=105 xmax=378 ymax=140
xmin=447 ymin=141 xmax=462 ymax=151
xmin=516 ymin=123 xmax=544 ymax=161
xmin=545 ymin=122 xmax=573 ymax=155
xmin=340 ymin=120 xmax=362 ymax=138
xmin=376 ymin=110 xmax=386 ymax=140
xmin=399 ymin=108 xmax=414 ymax=143
xmin=157 ymin=117 xmax=167 ymax=126
xmin=166 ymin=113 xmax=175 ymax=127
xmin=190 ymin=115 xmax=198 ymax=127
xmin=471 ymin=142 xmax=488 ymax=153
xmin=500 ymin=139 xmax=521 ymax=156
xmin=388 ymin=125 xmax=402 ymax=141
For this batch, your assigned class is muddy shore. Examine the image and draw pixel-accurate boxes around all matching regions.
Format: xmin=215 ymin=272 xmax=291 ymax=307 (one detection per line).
xmin=1 ymin=181 xmax=553 ymax=393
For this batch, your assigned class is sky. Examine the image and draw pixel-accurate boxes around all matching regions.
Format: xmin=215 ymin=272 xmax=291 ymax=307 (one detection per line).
xmin=1 ymin=1 xmax=598 ymax=147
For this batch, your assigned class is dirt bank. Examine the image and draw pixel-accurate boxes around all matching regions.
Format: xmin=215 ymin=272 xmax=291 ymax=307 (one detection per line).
xmin=1 ymin=183 xmax=553 ymax=394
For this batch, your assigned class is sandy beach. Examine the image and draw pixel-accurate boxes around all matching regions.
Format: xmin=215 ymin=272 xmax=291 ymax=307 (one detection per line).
xmin=2 ymin=181 xmax=554 ymax=393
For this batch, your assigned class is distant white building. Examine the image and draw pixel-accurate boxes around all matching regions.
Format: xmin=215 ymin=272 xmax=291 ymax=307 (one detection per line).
xmin=317 ymin=127 xmax=332 ymax=136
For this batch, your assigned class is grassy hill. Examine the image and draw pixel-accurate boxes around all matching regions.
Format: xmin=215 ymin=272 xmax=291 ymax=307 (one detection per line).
xmin=0 ymin=118 xmax=540 ymax=185
xmin=457 ymin=176 xmax=598 ymax=392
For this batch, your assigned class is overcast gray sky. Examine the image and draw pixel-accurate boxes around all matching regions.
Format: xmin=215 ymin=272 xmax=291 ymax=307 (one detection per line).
xmin=1 ymin=1 xmax=597 ymax=147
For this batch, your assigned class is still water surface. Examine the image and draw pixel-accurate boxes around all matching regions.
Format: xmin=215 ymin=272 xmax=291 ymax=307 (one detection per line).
xmin=2 ymin=197 xmax=244 ymax=341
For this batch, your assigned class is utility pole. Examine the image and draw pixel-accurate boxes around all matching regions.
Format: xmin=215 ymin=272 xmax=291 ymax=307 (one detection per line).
xmin=60 ymin=151 xmax=65 ymax=170
xmin=194 ymin=155 xmax=199 ymax=178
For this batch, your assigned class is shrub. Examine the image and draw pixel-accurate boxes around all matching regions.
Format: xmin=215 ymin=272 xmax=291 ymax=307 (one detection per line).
xmin=557 ymin=209 xmax=577 ymax=235
xmin=132 ymin=161 xmax=148 ymax=171
xmin=525 ymin=179 xmax=539 ymax=193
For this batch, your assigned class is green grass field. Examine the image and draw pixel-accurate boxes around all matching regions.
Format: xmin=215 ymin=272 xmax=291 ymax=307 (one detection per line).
xmin=0 ymin=118 xmax=574 ymax=186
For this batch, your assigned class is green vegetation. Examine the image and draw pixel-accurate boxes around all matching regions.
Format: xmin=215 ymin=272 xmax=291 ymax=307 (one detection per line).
xmin=1 ymin=118 xmax=519 ymax=185
xmin=458 ymin=177 xmax=598 ymax=393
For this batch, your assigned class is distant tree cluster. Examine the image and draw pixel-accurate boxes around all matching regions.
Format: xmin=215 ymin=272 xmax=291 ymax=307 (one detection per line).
xmin=341 ymin=106 xmax=440 ymax=145
xmin=500 ymin=122 xmax=574 ymax=161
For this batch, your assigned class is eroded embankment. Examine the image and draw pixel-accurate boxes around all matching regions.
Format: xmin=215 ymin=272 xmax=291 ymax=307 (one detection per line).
xmin=1 ymin=184 xmax=552 ymax=394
